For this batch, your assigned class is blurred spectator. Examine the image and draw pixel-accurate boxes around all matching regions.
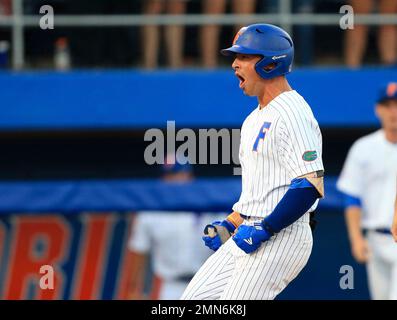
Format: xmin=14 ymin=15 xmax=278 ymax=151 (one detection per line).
xmin=292 ymin=0 xmax=315 ymax=66
xmin=344 ymin=0 xmax=397 ymax=68
xmin=126 ymin=153 xmax=224 ymax=299
xmin=0 ymin=40 xmax=9 ymax=68
xmin=0 ymin=0 xmax=11 ymax=70
xmin=67 ymin=0 xmax=136 ymax=68
xmin=0 ymin=0 xmax=11 ymax=15
xmin=54 ymin=37 xmax=71 ymax=71
xmin=200 ymin=0 xmax=256 ymax=68
xmin=337 ymin=82 xmax=397 ymax=299
xmin=265 ymin=0 xmax=314 ymax=66
xmin=142 ymin=0 xmax=189 ymax=69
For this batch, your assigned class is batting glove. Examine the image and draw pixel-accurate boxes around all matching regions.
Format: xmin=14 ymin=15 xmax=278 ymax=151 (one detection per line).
xmin=202 ymin=233 xmax=222 ymax=251
xmin=232 ymin=220 xmax=273 ymax=254
xmin=202 ymin=220 xmax=236 ymax=251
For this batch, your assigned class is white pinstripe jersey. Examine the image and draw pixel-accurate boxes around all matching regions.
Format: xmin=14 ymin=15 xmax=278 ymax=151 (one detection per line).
xmin=337 ymin=130 xmax=397 ymax=228
xmin=232 ymin=90 xmax=324 ymax=218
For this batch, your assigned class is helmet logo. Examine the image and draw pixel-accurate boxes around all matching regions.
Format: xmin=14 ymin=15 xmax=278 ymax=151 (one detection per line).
xmin=386 ymin=82 xmax=397 ymax=97
xmin=233 ymin=27 xmax=247 ymax=45
xmin=272 ymin=54 xmax=287 ymax=60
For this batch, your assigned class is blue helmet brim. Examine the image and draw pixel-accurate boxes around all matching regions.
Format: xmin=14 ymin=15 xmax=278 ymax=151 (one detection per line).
xmin=220 ymin=45 xmax=263 ymax=56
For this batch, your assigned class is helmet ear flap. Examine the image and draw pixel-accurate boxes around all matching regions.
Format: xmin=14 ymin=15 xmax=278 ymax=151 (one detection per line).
xmin=263 ymin=62 xmax=277 ymax=72
xmin=255 ymin=56 xmax=282 ymax=79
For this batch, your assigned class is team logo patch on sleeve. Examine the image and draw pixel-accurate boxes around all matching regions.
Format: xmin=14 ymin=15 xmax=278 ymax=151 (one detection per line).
xmin=302 ymin=150 xmax=318 ymax=161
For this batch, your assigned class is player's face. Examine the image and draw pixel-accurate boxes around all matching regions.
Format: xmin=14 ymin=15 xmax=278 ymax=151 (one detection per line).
xmin=376 ymin=99 xmax=397 ymax=131
xmin=232 ymin=54 xmax=263 ymax=96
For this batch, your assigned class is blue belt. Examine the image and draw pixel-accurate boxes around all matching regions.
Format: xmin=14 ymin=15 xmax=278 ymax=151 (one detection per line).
xmin=364 ymin=228 xmax=391 ymax=235
xmin=175 ymin=274 xmax=195 ymax=282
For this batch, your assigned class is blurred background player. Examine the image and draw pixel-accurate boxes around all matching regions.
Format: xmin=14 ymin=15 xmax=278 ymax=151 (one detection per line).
xmin=392 ymin=177 xmax=397 ymax=241
xmin=142 ymin=0 xmax=189 ymax=69
xmin=344 ymin=0 xmax=397 ymax=68
xmin=337 ymin=81 xmax=397 ymax=300
xmin=126 ymin=153 xmax=224 ymax=300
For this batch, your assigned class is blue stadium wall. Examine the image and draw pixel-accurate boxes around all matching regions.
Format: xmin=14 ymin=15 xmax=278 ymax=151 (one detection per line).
xmin=0 ymin=178 xmax=370 ymax=300
xmin=0 ymin=67 xmax=395 ymax=130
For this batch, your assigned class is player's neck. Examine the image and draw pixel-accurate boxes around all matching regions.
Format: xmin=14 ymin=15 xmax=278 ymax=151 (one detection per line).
xmin=383 ymin=129 xmax=397 ymax=144
xmin=258 ymin=78 xmax=292 ymax=109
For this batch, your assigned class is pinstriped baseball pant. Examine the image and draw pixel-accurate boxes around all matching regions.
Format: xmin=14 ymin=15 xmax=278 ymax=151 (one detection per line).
xmin=181 ymin=218 xmax=313 ymax=300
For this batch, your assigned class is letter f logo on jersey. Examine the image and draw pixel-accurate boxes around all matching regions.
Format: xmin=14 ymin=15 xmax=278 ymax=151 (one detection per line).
xmin=253 ymin=122 xmax=271 ymax=152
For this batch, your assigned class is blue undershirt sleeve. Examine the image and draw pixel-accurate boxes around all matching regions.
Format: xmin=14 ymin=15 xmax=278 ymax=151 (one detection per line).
xmin=263 ymin=177 xmax=321 ymax=234
xmin=342 ymin=193 xmax=362 ymax=209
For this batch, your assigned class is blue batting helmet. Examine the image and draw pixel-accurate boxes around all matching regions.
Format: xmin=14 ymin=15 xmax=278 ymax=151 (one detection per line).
xmin=377 ymin=82 xmax=397 ymax=104
xmin=221 ymin=24 xmax=294 ymax=79
xmin=161 ymin=152 xmax=192 ymax=175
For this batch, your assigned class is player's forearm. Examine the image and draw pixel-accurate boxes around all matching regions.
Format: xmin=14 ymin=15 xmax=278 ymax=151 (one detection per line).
xmin=345 ymin=206 xmax=364 ymax=242
xmin=394 ymin=193 xmax=397 ymax=217
xmin=392 ymin=208 xmax=397 ymax=227
xmin=392 ymin=196 xmax=397 ymax=227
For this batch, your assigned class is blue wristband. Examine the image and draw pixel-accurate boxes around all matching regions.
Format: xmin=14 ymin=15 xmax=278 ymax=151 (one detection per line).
xmin=261 ymin=219 xmax=276 ymax=236
xmin=220 ymin=219 xmax=236 ymax=234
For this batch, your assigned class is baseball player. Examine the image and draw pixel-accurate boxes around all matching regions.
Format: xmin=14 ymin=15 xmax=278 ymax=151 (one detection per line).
xmin=181 ymin=24 xmax=324 ymax=300
xmin=337 ymin=82 xmax=397 ymax=300
xmin=127 ymin=155 xmax=225 ymax=300
xmin=393 ymin=179 xmax=397 ymax=242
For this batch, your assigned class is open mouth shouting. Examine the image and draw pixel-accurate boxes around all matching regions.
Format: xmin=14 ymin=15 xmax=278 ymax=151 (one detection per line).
xmin=235 ymin=73 xmax=246 ymax=89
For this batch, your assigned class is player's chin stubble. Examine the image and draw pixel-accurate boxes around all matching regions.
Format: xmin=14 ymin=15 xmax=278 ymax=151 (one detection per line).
xmin=241 ymin=82 xmax=255 ymax=97
xmin=243 ymin=82 xmax=261 ymax=97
